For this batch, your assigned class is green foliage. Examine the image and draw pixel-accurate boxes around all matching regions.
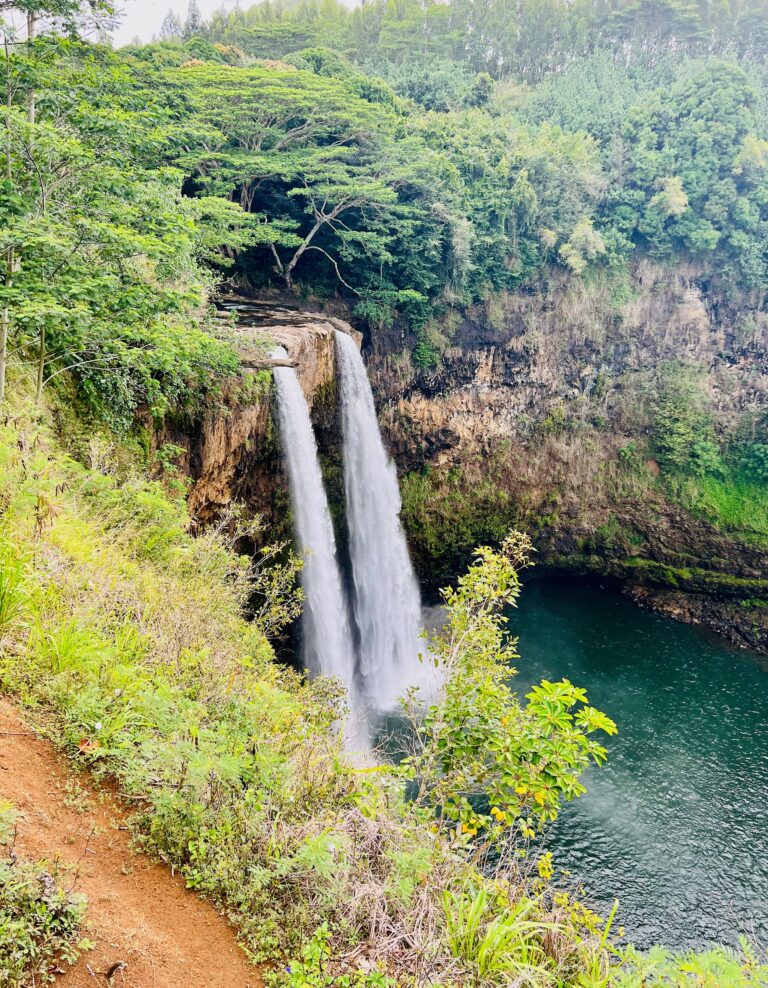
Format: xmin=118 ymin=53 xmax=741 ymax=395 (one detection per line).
xmin=443 ymin=886 xmax=554 ymax=982
xmin=0 ymin=803 xmax=87 ymax=987
xmin=400 ymin=466 xmax=516 ymax=591
xmin=0 ymin=539 xmax=26 ymax=637
xmin=742 ymin=443 xmax=768 ymax=484
xmin=6 ymin=3 xmax=768 ymax=390
xmin=282 ymin=924 xmax=392 ymax=988
xmin=11 ymin=0 xmax=768 ymax=407
xmin=403 ymin=533 xmax=616 ymax=842
xmin=201 ymin=0 xmax=768 ymax=83
xmin=651 ymin=366 xmax=722 ymax=476
xmin=644 ymin=369 xmax=768 ymax=539
xmin=0 ymin=40 xmax=244 ymax=423
xmin=615 ymin=940 xmax=768 ymax=986
xmin=670 ymin=472 xmax=768 ymax=542
xmin=607 ymin=62 xmax=768 ymax=289
xmin=363 ymin=57 xmax=477 ymax=111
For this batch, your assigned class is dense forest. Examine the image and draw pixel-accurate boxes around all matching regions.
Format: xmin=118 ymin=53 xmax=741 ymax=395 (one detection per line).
xmin=3 ymin=0 xmax=768 ymax=419
xmin=1 ymin=0 xmax=768 ymax=985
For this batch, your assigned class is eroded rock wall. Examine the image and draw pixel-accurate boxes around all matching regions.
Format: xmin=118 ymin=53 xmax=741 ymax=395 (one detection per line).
xmin=366 ymin=264 xmax=768 ymax=649
xmin=158 ymin=303 xmax=359 ymax=530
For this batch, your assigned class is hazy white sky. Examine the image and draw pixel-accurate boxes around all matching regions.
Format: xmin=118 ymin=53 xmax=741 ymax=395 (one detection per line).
xmin=110 ymin=0 xmax=239 ymax=47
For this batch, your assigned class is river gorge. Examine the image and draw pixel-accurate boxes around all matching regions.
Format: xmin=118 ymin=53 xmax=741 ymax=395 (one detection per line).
xmin=156 ymin=291 xmax=768 ymax=952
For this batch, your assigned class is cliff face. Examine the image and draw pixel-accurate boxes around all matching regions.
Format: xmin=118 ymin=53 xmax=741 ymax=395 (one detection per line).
xmin=370 ymin=263 xmax=767 ymax=467
xmin=164 ymin=272 xmax=768 ymax=652
xmin=158 ymin=302 xmax=359 ymax=531
xmin=365 ymin=263 xmax=768 ymax=649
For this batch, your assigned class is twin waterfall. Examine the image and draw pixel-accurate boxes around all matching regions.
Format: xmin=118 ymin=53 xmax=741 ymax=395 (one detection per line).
xmin=273 ymin=331 xmax=424 ymax=738
xmin=272 ymin=360 xmax=356 ymax=692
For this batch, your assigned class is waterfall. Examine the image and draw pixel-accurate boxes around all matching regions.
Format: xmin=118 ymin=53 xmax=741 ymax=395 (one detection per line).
xmin=272 ymin=360 xmax=357 ymax=696
xmin=335 ymin=331 xmax=426 ymax=710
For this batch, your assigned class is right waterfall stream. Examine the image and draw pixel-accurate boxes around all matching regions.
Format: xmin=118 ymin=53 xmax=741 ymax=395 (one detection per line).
xmin=334 ymin=330 xmax=427 ymax=712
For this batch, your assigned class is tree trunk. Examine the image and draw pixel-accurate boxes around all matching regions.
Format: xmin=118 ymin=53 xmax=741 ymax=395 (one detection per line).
xmin=26 ymin=12 xmax=36 ymax=126
xmin=284 ymin=217 xmax=324 ymax=291
xmin=0 ymin=248 xmax=12 ymax=405
xmin=35 ymin=323 xmax=45 ymax=405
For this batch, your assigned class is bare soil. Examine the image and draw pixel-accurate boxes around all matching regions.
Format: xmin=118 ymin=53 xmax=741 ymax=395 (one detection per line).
xmin=0 ymin=697 xmax=261 ymax=988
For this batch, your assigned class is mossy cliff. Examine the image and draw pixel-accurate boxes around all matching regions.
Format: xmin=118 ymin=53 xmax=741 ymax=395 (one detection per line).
xmin=364 ymin=264 xmax=768 ymax=650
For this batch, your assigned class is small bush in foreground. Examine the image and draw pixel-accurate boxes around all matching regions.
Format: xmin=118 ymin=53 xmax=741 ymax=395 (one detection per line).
xmin=0 ymin=803 xmax=87 ymax=987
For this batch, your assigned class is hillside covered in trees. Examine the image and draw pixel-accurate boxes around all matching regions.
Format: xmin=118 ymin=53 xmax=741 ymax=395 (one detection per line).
xmin=3 ymin=0 xmax=768 ymax=420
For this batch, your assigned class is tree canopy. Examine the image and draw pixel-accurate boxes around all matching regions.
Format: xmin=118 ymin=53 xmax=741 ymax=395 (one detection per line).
xmin=2 ymin=0 xmax=768 ymax=413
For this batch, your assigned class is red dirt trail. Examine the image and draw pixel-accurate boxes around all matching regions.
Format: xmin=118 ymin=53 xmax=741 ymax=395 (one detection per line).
xmin=0 ymin=697 xmax=261 ymax=987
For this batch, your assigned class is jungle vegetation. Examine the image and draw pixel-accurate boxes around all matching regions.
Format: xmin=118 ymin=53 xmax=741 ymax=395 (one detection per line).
xmin=2 ymin=0 xmax=768 ymax=422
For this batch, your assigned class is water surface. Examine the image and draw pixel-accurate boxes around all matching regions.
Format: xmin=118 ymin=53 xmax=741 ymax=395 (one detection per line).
xmin=512 ymin=580 xmax=768 ymax=950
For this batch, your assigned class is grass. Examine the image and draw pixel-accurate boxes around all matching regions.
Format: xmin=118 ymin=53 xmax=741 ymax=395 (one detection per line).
xmin=670 ymin=472 xmax=768 ymax=543
xmin=0 ymin=802 xmax=88 ymax=987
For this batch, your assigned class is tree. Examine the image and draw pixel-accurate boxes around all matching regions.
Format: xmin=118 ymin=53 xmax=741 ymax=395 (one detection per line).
xmin=178 ymin=62 xmax=445 ymax=295
xmin=269 ymin=150 xmax=398 ymax=291
xmin=182 ymin=0 xmax=201 ymax=40
xmin=0 ymin=0 xmax=116 ymax=403
xmin=402 ymin=532 xmax=616 ymax=845
xmin=160 ymin=7 xmax=182 ymax=39
xmin=0 ymin=42 xmax=242 ymax=420
xmin=609 ymin=61 xmax=768 ymax=289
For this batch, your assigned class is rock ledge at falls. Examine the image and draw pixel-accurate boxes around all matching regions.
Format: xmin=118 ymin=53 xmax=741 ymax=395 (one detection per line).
xmin=223 ymin=299 xmax=361 ymax=406
xmin=157 ymin=300 xmax=360 ymax=528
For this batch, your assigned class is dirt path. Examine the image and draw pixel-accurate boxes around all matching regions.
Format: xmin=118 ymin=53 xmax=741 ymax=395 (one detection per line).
xmin=0 ymin=698 xmax=260 ymax=988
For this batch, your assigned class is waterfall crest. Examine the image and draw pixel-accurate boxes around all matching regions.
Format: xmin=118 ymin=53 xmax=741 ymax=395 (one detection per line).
xmin=272 ymin=360 xmax=356 ymax=693
xmin=335 ymin=331 xmax=425 ymax=710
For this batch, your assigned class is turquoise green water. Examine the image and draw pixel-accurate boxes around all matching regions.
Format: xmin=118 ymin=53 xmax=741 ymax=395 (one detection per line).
xmin=511 ymin=580 xmax=768 ymax=951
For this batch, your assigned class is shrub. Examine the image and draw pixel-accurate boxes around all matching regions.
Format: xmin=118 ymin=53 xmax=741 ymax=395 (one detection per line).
xmin=742 ymin=443 xmax=768 ymax=485
xmin=402 ymin=533 xmax=617 ymax=843
xmin=651 ymin=366 xmax=722 ymax=476
xmin=0 ymin=803 xmax=87 ymax=987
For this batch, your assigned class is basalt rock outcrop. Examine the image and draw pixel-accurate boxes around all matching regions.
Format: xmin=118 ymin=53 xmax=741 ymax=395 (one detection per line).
xmin=158 ymin=301 xmax=359 ymax=530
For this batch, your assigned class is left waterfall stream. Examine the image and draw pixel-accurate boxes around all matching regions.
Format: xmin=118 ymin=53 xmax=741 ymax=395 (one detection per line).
xmin=271 ymin=349 xmax=367 ymax=749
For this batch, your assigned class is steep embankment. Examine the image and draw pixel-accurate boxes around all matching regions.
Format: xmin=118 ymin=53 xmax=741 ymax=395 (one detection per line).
xmin=0 ymin=700 xmax=257 ymax=987
xmin=365 ymin=263 xmax=768 ymax=649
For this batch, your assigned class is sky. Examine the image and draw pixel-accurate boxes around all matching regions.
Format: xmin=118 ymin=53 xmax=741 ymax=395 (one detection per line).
xmin=110 ymin=0 xmax=239 ymax=47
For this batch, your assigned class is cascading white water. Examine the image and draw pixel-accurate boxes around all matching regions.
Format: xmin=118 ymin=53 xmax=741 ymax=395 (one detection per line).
xmin=272 ymin=358 xmax=357 ymax=695
xmin=335 ymin=330 xmax=426 ymax=710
